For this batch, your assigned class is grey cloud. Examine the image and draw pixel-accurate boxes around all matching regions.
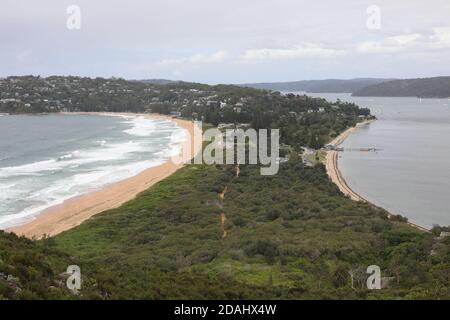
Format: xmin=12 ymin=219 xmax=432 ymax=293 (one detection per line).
xmin=0 ymin=0 xmax=449 ymax=82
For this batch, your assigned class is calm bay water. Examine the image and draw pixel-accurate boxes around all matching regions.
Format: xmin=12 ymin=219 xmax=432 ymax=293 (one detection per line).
xmin=309 ymin=93 xmax=450 ymax=228
xmin=0 ymin=114 xmax=186 ymax=229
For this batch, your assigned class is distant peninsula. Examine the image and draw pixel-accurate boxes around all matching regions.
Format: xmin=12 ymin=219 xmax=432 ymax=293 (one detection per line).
xmin=240 ymin=78 xmax=391 ymax=93
xmin=352 ymin=77 xmax=450 ymax=98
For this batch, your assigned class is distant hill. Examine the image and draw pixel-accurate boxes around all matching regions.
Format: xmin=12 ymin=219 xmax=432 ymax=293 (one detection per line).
xmin=352 ymin=77 xmax=450 ymax=98
xmin=241 ymin=78 xmax=391 ymax=93
xmin=138 ymin=79 xmax=180 ymax=85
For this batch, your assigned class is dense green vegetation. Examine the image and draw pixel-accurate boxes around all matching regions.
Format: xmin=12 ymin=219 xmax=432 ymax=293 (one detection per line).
xmin=0 ymin=231 xmax=102 ymax=299
xmin=244 ymin=76 xmax=450 ymax=98
xmin=48 ymin=160 xmax=449 ymax=299
xmin=352 ymin=77 xmax=450 ymax=98
xmin=2 ymin=147 xmax=449 ymax=299
xmin=241 ymin=78 xmax=391 ymax=93
xmin=179 ymin=88 xmax=372 ymax=149
xmin=1 ymin=77 xmax=448 ymax=299
xmin=0 ymin=76 xmax=371 ymax=149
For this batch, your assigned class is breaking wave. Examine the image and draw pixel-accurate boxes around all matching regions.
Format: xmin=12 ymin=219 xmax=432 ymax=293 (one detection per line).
xmin=0 ymin=114 xmax=187 ymax=229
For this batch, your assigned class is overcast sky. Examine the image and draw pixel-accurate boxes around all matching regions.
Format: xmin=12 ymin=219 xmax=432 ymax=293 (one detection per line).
xmin=1 ymin=0 xmax=450 ymax=83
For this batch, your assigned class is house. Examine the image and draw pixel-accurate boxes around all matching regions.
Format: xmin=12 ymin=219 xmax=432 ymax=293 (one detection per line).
xmin=170 ymin=111 xmax=181 ymax=118
xmin=236 ymin=123 xmax=251 ymax=129
xmin=439 ymin=232 xmax=450 ymax=239
xmin=276 ymin=157 xmax=289 ymax=164
xmin=218 ymin=123 xmax=235 ymax=130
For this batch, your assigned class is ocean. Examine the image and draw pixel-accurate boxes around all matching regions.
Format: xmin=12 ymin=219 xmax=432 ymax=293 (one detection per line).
xmin=0 ymin=114 xmax=187 ymax=229
xmin=308 ymin=93 xmax=450 ymax=228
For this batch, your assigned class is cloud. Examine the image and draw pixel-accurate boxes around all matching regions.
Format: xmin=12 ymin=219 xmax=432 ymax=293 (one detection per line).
xmin=431 ymin=27 xmax=450 ymax=48
xmin=15 ymin=50 xmax=38 ymax=64
xmin=238 ymin=44 xmax=346 ymax=63
xmin=357 ymin=27 xmax=450 ymax=54
xmin=1 ymin=0 xmax=450 ymax=81
xmin=158 ymin=51 xmax=227 ymax=66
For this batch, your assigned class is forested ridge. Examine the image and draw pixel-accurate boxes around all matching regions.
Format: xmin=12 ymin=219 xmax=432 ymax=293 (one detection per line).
xmin=0 ymin=77 xmax=449 ymax=299
xmin=2 ymin=159 xmax=448 ymax=299
xmin=0 ymin=76 xmax=371 ymax=149
xmin=352 ymin=77 xmax=450 ymax=98
xmin=241 ymin=78 xmax=391 ymax=93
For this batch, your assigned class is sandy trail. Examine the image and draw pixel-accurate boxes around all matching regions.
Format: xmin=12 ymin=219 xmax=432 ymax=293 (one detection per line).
xmin=8 ymin=112 xmax=201 ymax=239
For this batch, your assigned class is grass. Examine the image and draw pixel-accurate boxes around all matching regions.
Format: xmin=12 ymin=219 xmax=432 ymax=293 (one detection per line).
xmin=49 ymin=159 xmax=450 ymax=299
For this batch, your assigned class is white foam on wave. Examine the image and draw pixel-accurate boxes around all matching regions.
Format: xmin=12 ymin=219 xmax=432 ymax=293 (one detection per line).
xmin=76 ymin=141 xmax=144 ymax=162
xmin=58 ymin=153 xmax=75 ymax=160
xmin=166 ymin=127 xmax=188 ymax=157
xmin=0 ymin=159 xmax=164 ymax=229
xmin=0 ymin=114 xmax=189 ymax=229
xmin=123 ymin=116 xmax=157 ymax=137
xmin=0 ymin=141 xmax=145 ymax=178
xmin=0 ymin=183 xmax=25 ymax=200
xmin=0 ymin=159 xmax=58 ymax=176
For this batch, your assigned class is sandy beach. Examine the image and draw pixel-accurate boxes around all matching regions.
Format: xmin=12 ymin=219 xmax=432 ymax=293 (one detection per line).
xmin=325 ymin=120 xmax=374 ymax=202
xmin=9 ymin=113 xmax=201 ymax=239
xmin=324 ymin=120 xmax=430 ymax=232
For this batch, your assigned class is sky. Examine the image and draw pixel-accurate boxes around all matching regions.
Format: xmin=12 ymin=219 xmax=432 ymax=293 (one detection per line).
xmin=1 ymin=0 xmax=450 ymax=84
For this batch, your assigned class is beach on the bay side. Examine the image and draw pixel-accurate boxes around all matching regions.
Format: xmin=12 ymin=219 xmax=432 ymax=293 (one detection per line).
xmin=324 ymin=119 xmax=430 ymax=232
xmin=8 ymin=112 xmax=201 ymax=239
xmin=325 ymin=120 xmax=374 ymax=202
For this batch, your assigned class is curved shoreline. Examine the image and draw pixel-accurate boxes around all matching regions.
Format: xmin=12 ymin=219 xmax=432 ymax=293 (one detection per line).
xmin=8 ymin=112 xmax=201 ymax=239
xmin=324 ymin=120 xmax=430 ymax=233
xmin=325 ymin=120 xmax=374 ymax=202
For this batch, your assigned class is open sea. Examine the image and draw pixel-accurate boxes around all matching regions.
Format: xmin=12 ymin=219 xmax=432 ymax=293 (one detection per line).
xmin=0 ymin=114 xmax=187 ymax=229
xmin=307 ymin=93 xmax=450 ymax=228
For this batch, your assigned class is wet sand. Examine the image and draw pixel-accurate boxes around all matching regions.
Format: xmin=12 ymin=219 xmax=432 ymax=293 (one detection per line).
xmin=325 ymin=120 xmax=374 ymax=202
xmin=324 ymin=119 xmax=429 ymax=232
xmin=9 ymin=113 xmax=201 ymax=239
